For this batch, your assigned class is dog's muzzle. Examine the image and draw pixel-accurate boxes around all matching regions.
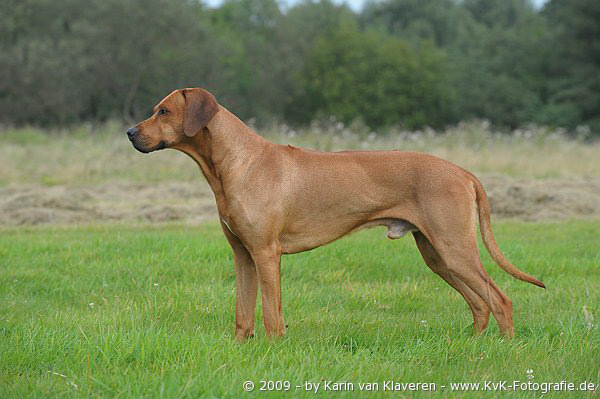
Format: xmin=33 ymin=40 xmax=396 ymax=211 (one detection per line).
xmin=126 ymin=126 xmax=167 ymax=153
xmin=127 ymin=126 xmax=139 ymax=141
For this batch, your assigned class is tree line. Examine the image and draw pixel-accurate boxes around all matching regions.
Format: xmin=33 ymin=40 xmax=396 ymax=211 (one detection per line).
xmin=1 ymin=0 xmax=598 ymax=134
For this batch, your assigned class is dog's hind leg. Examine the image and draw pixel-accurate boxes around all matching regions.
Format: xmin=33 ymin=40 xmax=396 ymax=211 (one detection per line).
xmin=426 ymin=230 xmax=515 ymax=338
xmin=414 ymin=181 xmax=515 ymax=337
xmin=413 ymin=231 xmax=491 ymax=334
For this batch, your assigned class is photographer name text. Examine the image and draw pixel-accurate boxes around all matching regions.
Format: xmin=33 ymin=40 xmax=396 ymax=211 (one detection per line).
xmin=244 ymin=379 xmax=596 ymax=394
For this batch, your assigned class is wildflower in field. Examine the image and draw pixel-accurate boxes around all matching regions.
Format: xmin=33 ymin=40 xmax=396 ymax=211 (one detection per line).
xmin=583 ymin=305 xmax=594 ymax=330
xmin=526 ymin=369 xmax=534 ymax=380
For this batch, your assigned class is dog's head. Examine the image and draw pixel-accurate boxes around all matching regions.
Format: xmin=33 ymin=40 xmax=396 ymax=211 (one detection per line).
xmin=127 ymin=88 xmax=219 ymax=153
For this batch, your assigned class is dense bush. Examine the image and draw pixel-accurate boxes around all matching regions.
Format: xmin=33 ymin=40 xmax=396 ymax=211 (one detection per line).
xmin=0 ymin=0 xmax=598 ymax=133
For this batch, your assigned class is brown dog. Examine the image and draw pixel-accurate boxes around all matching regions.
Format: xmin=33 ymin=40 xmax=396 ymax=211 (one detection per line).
xmin=127 ymin=88 xmax=545 ymax=340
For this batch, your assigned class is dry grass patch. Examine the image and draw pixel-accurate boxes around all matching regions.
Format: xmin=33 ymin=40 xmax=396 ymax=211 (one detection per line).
xmin=1 ymin=121 xmax=599 ymax=226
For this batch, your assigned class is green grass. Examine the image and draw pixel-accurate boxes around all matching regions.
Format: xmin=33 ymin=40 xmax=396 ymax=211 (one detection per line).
xmin=0 ymin=221 xmax=598 ymax=398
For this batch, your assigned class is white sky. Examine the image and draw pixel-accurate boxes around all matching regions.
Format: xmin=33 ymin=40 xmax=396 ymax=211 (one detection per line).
xmin=204 ymin=0 xmax=549 ymax=12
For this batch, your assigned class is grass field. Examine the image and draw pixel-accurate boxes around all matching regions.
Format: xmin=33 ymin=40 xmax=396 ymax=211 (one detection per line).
xmin=1 ymin=121 xmax=599 ymax=187
xmin=1 ymin=221 xmax=598 ymax=397
xmin=2 ymin=122 xmax=599 ymax=227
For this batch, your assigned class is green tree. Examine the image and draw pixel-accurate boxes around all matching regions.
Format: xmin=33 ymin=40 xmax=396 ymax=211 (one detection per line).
xmin=0 ymin=0 xmax=596 ymax=133
xmin=0 ymin=0 xmax=228 ymax=125
xmin=451 ymin=0 xmax=550 ymax=127
xmin=282 ymin=0 xmax=358 ymax=123
xmin=539 ymin=0 xmax=600 ymax=132
xmin=294 ymin=19 xmax=455 ymax=129
xmin=209 ymin=0 xmax=288 ymax=122
xmin=361 ymin=0 xmax=476 ymax=48
xmin=362 ymin=0 xmax=550 ymax=128
xmin=0 ymin=0 xmax=90 ymax=125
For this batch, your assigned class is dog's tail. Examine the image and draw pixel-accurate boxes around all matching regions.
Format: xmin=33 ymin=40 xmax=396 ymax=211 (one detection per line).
xmin=473 ymin=177 xmax=546 ymax=288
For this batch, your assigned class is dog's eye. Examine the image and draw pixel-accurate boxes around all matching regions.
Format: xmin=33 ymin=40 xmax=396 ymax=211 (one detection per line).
xmin=158 ymin=108 xmax=168 ymax=116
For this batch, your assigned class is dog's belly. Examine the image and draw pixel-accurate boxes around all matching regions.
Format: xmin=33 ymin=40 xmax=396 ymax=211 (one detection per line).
xmin=279 ymin=217 xmax=418 ymax=254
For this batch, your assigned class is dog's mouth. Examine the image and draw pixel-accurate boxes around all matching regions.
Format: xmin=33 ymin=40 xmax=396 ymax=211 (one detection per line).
xmin=131 ymin=139 xmax=168 ymax=154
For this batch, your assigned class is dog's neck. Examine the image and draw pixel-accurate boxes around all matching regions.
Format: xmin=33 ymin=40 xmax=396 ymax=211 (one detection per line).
xmin=174 ymin=105 xmax=272 ymax=213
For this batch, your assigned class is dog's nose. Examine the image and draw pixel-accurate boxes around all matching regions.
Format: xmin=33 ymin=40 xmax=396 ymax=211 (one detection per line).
xmin=127 ymin=127 xmax=138 ymax=139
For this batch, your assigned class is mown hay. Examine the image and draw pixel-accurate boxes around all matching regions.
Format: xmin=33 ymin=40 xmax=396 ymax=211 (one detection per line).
xmin=1 ymin=176 xmax=598 ymax=227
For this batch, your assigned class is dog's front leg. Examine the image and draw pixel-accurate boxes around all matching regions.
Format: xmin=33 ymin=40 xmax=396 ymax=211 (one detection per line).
xmin=233 ymin=249 xmax=259 ymax=341
xmin=251 ymin=244 xmax=286 ymax=338
xmin=221 ymin=221 xmax=258 ymax=341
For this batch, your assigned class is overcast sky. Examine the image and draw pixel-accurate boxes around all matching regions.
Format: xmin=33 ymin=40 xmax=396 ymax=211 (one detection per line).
xmin=205 ymin=0 xmax=549 ymax=12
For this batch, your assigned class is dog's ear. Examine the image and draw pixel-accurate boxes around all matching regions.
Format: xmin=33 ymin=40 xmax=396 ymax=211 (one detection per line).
xmin=182 ymin=88 xmax=219 ymax=137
